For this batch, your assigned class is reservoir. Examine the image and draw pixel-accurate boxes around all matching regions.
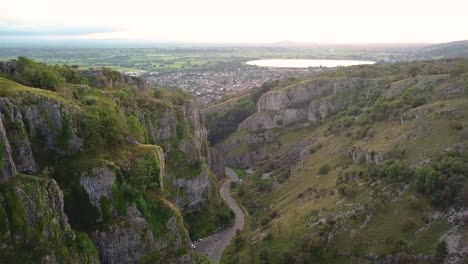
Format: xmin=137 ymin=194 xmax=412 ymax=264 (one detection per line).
xmin=246 ymin=59 xmax=375 ymax=68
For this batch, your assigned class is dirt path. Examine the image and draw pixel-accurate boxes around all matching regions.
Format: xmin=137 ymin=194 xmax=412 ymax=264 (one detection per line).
xmin=193 ymin=167 xmax=244 ymax=263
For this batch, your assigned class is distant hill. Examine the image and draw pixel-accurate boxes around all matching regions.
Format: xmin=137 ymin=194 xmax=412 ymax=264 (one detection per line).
xmin=420 ymin=40 xmax=468 ymax=58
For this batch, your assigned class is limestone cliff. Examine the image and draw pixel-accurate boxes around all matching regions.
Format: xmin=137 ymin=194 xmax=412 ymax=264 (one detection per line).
xmin=0 ymin=174 xmax=99 ymax=263
xmin=0 ymin=75 xmax=227 ymax=263
xmin=240 ymin=78 xmax=385 ymax=131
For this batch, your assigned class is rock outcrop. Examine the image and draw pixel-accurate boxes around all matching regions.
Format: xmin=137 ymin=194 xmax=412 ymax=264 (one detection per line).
xmin=0 ymin=174 xmax=99 ymax=263
xmin=92 ymin=206 xmax=191 ymax=264
xmin=0 ymin=114 xmax=17 ymax=182
xmin=348 ymin=146 xmax=386 ymax=165
xmin=80 ymin=69 xmax=148 ymax=89
xmin=79 ymin=165 xmax=116 ymax=221
xmin=122 ymin=97 xmax=223 ymax=212
xmin=0 ymin=61 xmax=16 ymax=76
xmin=240 ymin=78 xmax=385 ymax=131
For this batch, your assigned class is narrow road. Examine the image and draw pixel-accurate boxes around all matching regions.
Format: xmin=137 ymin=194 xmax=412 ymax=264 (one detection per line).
xmin=193 ymin=167 xmax=244 ymax=263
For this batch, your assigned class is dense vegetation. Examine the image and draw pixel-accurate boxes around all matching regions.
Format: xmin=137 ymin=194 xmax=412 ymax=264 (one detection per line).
xmin=9 ymin=56 xmax=85 ymax=90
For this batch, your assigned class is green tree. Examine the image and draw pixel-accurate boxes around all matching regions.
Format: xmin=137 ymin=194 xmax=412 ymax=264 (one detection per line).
xmin=126 ymin=115 xmax=146 ymax=142
xmin=435 ymin=240 xmax=448 ymax=260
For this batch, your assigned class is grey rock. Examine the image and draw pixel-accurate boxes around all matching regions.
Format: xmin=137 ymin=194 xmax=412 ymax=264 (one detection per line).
xmin=240 ymin=78 xmax=385 ymax=131
xmin=92 ymin=206 xmax=192 ymax=264
xmin=208 ymin=148 xmax=226 ymax=180
xmin=80 ymin=165 xmax=116 ymax=221
xmin=349 ymin=146 xmax=385 ymax=164
xmin=170 ymin=166 xmax=214 ymax=210
xmin=0 ymin=61 xmax=16 ymax=75
xmin=0 ymin=113 xmax=17 ymax=182
xmin=0 ymin=98 xmax=37 ymax=174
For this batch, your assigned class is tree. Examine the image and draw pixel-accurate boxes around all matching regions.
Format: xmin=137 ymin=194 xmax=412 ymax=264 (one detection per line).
xmin=435 ymin=240 xmax=448 ymax=260
xmin=126 ymin=115 xmax=146 ymax=142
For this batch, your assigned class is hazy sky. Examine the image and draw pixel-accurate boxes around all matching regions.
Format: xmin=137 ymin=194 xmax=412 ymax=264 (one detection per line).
xmin=1 ymin=0 xmax=468 ymax=43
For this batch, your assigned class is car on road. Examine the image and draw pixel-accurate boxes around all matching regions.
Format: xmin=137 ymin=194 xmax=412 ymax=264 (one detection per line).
xmin=190 ymin=244 xmax=196 ymax=249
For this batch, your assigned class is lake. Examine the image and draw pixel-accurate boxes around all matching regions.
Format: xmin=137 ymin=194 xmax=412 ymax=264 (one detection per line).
xmin=246 ymin=59 xmax=375 ymax=68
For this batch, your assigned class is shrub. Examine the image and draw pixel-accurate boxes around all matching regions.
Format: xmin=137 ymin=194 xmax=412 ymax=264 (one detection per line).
xmin=319 ymin=164 xmax=331 ymax=175
xmin=100 ymin=197 xmax=112 ymax=224
xmin=82 ymin=104 xmax=125 ymax=151
xmin=234 ymin=232 xmax=245 ymax=249
xmin=14 ymin=57 xmax=66 ymax=90
xmin=338 ymin=184 xmax=356 ymax=197
xmin=435 ymin=240 xmax=448 ymax=260
xmin=256 ymin=180 xmax=273 ymax=192
xmin=260 ymin=216 xmax=271 ymax=227
xmin=415 ymin=154 xmax=468 ymax=207
xmin=126 ymin=114 xmax=146 ymax=142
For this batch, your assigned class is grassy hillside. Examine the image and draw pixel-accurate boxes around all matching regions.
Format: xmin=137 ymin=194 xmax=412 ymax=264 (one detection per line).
xmin=217 ymin=59 xmax=468 ymax=263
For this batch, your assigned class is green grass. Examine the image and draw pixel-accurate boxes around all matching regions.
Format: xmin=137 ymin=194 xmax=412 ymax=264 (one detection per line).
xmin=0 ymin=77 xmax=80 ymax=108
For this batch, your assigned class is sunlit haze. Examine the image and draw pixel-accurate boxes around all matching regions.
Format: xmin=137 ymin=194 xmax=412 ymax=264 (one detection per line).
xmin=1 ymin=0 xmax=468 ymax=44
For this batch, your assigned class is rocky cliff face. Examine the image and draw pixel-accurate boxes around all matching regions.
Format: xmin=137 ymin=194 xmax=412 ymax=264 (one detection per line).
xmin=0 ymin=94 xmax=81 ymax=182
xmin=0 ymin=61 xmax=17 ymax=76
xmin=240 ymin=78 xmax=385 ymax=131
xmin=0 ymin=76 xmax=227 ymax=263
xmin=80 ymin=69 xmax=148 ymax=89
xmin=0 ymin=174 xmax=99 ymax=263
xmin=218 ymin=78 xmax=387 ymax=169
xmin=92 ymin=205 xmax=191 ymax=264
xmin=122 ymin=96 xmax=225 ymax=211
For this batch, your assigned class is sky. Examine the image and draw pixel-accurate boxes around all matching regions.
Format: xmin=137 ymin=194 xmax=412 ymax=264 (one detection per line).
xmin=1 ymin=0 xmax=468 ymax=44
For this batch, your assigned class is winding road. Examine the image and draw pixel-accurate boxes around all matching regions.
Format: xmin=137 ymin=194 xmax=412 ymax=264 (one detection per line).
xmin=193 ymin=167 xmax=244 ymax=263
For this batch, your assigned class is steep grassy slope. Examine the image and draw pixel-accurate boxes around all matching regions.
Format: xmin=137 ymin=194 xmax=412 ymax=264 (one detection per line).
xmin=214 ymin=59 xmax=468 ymax=264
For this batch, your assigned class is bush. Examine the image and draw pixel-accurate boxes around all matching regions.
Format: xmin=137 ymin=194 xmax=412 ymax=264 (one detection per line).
xmin=234 ymin=232 xmax=245 ymax=249
xmin=338 ymin=184 xmax=356 ymax=197
xmin=435 ymin=240 xmax=448 ymax=260
xmin=15 ymin=57 xmax=65 ymax=90
xmin=126 ymin=115 xmax=146 ymax=143
xmin=256 ymin=180 xmax=273 ymax=192
xmin=415 ymin=154 xmax=468 ymax=207
xmin=82 ymin=104 xmax=125 ymax=151
xmin=319 ymin=164 xmax=331 ymax=175
xmin=100 ymin=197 xmax=112 ymax=224
xmin=12 ymin=57 xmax=87 ymax=90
